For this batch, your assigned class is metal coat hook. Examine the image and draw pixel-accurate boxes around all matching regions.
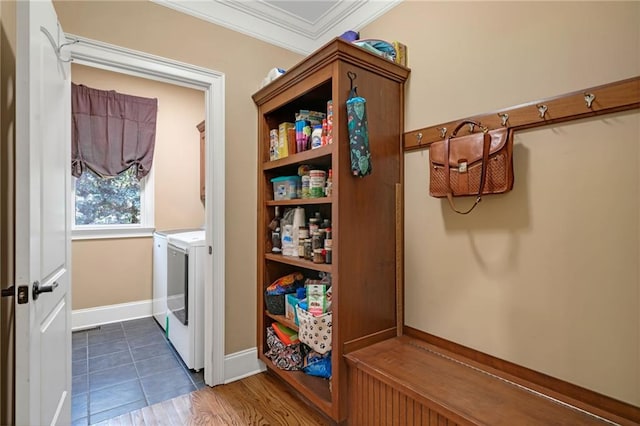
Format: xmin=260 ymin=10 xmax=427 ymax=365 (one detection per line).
xmin=498 ymin=113 xmax=509 ymax=126
xmin=536 ymin=104 xmax=548 ymax=119
xmin=347 ymin=71 xmax=358 ymax=96
xmin=416 ymin=132 xmax=423 ymax=145
xmin=468 ymin=123 xmax=475 ymax=133
xmin=584 ymin=92 xmax=596 ymax=109
xmin=40 ymin=26 xmax=78 ymax=64
xmin=438 ymin=127 xmax=447 ymax=139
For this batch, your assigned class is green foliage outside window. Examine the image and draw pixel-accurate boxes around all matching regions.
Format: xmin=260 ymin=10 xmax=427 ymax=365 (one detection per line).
xmin=74 ymin=167 xmax=141 ymax=225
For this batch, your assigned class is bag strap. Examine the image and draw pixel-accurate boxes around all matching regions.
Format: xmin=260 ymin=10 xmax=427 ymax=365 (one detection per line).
xmin=444 ymin=121 xmax=491 ymax=215
xmin=451 ymin=119 xmax=483 ymax=137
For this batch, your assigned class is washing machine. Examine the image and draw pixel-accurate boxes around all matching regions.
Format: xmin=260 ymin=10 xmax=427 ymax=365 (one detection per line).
xmin=166 ymin=230 xmax=206 ymax=371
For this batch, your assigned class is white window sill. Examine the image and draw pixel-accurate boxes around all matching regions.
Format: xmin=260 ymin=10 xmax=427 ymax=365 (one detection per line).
xmin=72 ymin=227 xmax=155 ymax=241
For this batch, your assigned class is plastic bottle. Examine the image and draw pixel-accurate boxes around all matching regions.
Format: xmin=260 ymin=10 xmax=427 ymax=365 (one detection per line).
xmin=325 ymin=169 xmax=332 ymax=197
xmin=321 ymin=119 xmax=328 ymax=146
xmin=270 ymin=206 xmax=282 ymax=254
xmin=311 ymin=125 xmax=323 ymax=149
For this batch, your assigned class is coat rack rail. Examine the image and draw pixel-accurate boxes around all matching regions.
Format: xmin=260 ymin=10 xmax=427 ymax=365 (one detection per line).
xmin=403 ymin=76 xmax=640 ymax=151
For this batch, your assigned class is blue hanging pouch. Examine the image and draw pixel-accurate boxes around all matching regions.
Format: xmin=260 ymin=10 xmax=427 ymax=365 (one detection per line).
xmin=346 ymin=78 xmax=372 ymax=177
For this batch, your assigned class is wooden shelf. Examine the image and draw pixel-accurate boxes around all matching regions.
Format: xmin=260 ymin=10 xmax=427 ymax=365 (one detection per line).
xmin=259 ymin=353 xmax=332 ymax=412
xmin=262 ymin=144 xmax=333 ymax=170
xmin=264 ymin=253 xmax=332 ymax=273
xmin=266 ymin=197 xmax=332 ymax=207
xmin=265 ymin=312 xmax=298 ymax=331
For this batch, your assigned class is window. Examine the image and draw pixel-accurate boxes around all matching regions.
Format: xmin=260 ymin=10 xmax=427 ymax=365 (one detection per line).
xmin=72 ymin=166 xmax=154 ymax=240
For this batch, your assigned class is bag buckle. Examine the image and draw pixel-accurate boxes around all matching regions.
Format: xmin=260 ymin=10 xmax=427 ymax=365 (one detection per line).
xmin=458 ymin=161 xmax=468 ymax=173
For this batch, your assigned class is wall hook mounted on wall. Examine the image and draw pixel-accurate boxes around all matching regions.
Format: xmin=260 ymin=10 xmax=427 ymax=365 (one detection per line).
xmin=468 ymin=123 xmax=475 ymax=133
xmin=438 ymin=127 xmax=447 ymax=139
xmin=536 ymin=104 xmax=548 ymax=119
xmin=403 ymin=76 xmax=640 ymax=152
xmin=584 ymin=92 xmax=596 ymax=109
xmin=40 ymin=26 xmax=78 ymax=64
xmin=347 ymin=71 xmax=358 ymax=96
xmin=416 ymin=132 xmax=423 ymax=145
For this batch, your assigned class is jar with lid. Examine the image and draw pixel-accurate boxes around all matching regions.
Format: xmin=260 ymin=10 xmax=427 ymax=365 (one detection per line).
xmin=309 ymin=170 xmax=326 ymax=198
xmin=304 ymin=239 xmax=313 ymax=260
xmin=312 ymin=248 xmax=325 ymax=264
xmin=324 ymin=228 xmax=332 ymax=250
xmin=297 ymin=226 xmax=309 ymax=258
xmin=311 ymin=231 xmax=324 ymax=251
xmin=325 ymin=169 xmax=332 ymax=197
xmin=308 ymin=218 xmax=320 ymax=234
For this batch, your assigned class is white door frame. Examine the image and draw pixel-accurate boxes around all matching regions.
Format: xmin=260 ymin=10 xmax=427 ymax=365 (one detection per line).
xmin=67 ymin=34 xmax=226 ymax=386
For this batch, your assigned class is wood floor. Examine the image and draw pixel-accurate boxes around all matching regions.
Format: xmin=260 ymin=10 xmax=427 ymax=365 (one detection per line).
xmin=93 ymin=372 xmax=332 ymax=426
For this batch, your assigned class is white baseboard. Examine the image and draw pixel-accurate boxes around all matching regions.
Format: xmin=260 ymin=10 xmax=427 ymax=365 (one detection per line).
xmin=72 ymin=299 xmax=153 ymax=331
xmin=224 ymin=347 xmax=266 ymax=384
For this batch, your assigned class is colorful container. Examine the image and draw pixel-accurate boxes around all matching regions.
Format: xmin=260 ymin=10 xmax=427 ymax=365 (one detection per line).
xmin=309 ymin=170 xmax=326 ymax=198
xmin=271 ymin=176 xmax=300 ymax=200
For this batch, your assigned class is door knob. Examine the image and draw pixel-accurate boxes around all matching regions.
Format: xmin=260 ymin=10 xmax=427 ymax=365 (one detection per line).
xmin=32 ymin=280 xmax=59 ymax=300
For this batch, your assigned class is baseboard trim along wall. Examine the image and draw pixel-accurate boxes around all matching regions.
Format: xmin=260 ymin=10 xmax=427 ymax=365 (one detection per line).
xmin=71 ymin=301 xmax=266 ymax=383
xmin=223 ymin=347 xmax=267 ymax=384
xmin=72 ymin=300 xmax=153 ymax=331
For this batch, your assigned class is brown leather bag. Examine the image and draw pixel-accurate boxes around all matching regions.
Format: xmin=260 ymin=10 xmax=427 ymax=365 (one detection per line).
xmin=429 ymin=120 xmax=514 ymax=214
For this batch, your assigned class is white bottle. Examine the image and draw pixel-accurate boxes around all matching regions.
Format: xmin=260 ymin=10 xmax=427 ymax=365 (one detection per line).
xmin=291 ymin=207 xmax=306 ymax=256
xmin=311 ymin=125 xmax=322 ymax=149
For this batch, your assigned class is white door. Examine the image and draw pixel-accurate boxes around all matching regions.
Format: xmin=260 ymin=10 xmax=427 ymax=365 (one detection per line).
xmin=15 ymin=1 xmax=72 ymax=425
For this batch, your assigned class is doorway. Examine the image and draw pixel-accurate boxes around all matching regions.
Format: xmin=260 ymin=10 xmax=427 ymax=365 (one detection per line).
xmin=68 ymin=35 xmax=226 ymax=389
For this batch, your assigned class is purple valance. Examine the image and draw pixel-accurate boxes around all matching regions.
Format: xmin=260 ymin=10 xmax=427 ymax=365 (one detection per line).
xmin=71 ymin=83 xmax=158 ymax=179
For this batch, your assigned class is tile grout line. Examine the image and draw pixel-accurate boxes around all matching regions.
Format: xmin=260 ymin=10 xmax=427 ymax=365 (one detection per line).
xmin=89 ymin=321 xmax=149 ymax=424
xmin=124 ymin=322 xmax=150 ymax=409
xmin=84 ymin=330 xmax=89 ymax=425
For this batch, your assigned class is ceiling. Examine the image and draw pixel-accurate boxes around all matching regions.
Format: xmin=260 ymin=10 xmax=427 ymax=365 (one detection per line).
xmin=151 ymin=0 xmax=402 ymax=55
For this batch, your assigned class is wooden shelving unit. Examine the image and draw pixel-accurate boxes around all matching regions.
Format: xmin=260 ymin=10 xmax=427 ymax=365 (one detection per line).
xmin=253 ymin=38 xmax=409 ymax=423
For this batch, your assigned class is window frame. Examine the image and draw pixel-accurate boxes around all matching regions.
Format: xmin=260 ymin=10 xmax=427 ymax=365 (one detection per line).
xmin=71 ymin=166 xmax=155 ymax=240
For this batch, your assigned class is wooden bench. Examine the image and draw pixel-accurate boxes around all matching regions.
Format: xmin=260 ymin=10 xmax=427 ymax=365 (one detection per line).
xmin=345 ymin=334 xmax=638 ymax=425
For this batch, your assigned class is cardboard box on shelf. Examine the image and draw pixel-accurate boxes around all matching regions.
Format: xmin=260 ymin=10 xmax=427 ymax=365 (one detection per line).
xmin=278 ymin=122 xmax=295 ymax=158
xmin=392 ymin=41 xmax=407 ymax=67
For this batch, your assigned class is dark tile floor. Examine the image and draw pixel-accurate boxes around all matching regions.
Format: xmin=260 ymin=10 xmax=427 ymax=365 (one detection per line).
xmin=71 ymin=317 xmax=206 ymax=425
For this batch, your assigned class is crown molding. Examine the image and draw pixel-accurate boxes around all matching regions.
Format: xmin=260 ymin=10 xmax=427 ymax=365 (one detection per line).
xmin=151 ymin=0 xmax=402 ymax=55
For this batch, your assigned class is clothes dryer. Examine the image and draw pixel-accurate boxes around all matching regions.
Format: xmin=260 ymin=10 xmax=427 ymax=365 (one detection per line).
xmin=166 ymin=230 xmax=206 ymax=370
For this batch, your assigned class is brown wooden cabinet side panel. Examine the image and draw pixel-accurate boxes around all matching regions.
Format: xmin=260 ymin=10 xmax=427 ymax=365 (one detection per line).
xmin=335 ymin=61 xmax=402 ymax=344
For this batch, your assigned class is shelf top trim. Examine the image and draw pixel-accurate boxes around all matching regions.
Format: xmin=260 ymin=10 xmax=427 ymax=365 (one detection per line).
xmin=252 ymin=37 xmax=410 ymax=106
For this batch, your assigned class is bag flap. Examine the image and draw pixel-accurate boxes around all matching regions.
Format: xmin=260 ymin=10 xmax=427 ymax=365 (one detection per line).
xmin=429 ymin=128 xmax=509 ymax=167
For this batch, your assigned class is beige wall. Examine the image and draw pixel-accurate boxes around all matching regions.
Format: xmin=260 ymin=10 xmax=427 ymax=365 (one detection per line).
xmin=0 ymin=1 xmax=15 ymax=423
xmin=54 ymin=1 xmax=303 ymax=353
xmin=362 ymin=2 xmax=640 ymax=406
xmin=70 ymin=64 xmax=205 ymax=310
